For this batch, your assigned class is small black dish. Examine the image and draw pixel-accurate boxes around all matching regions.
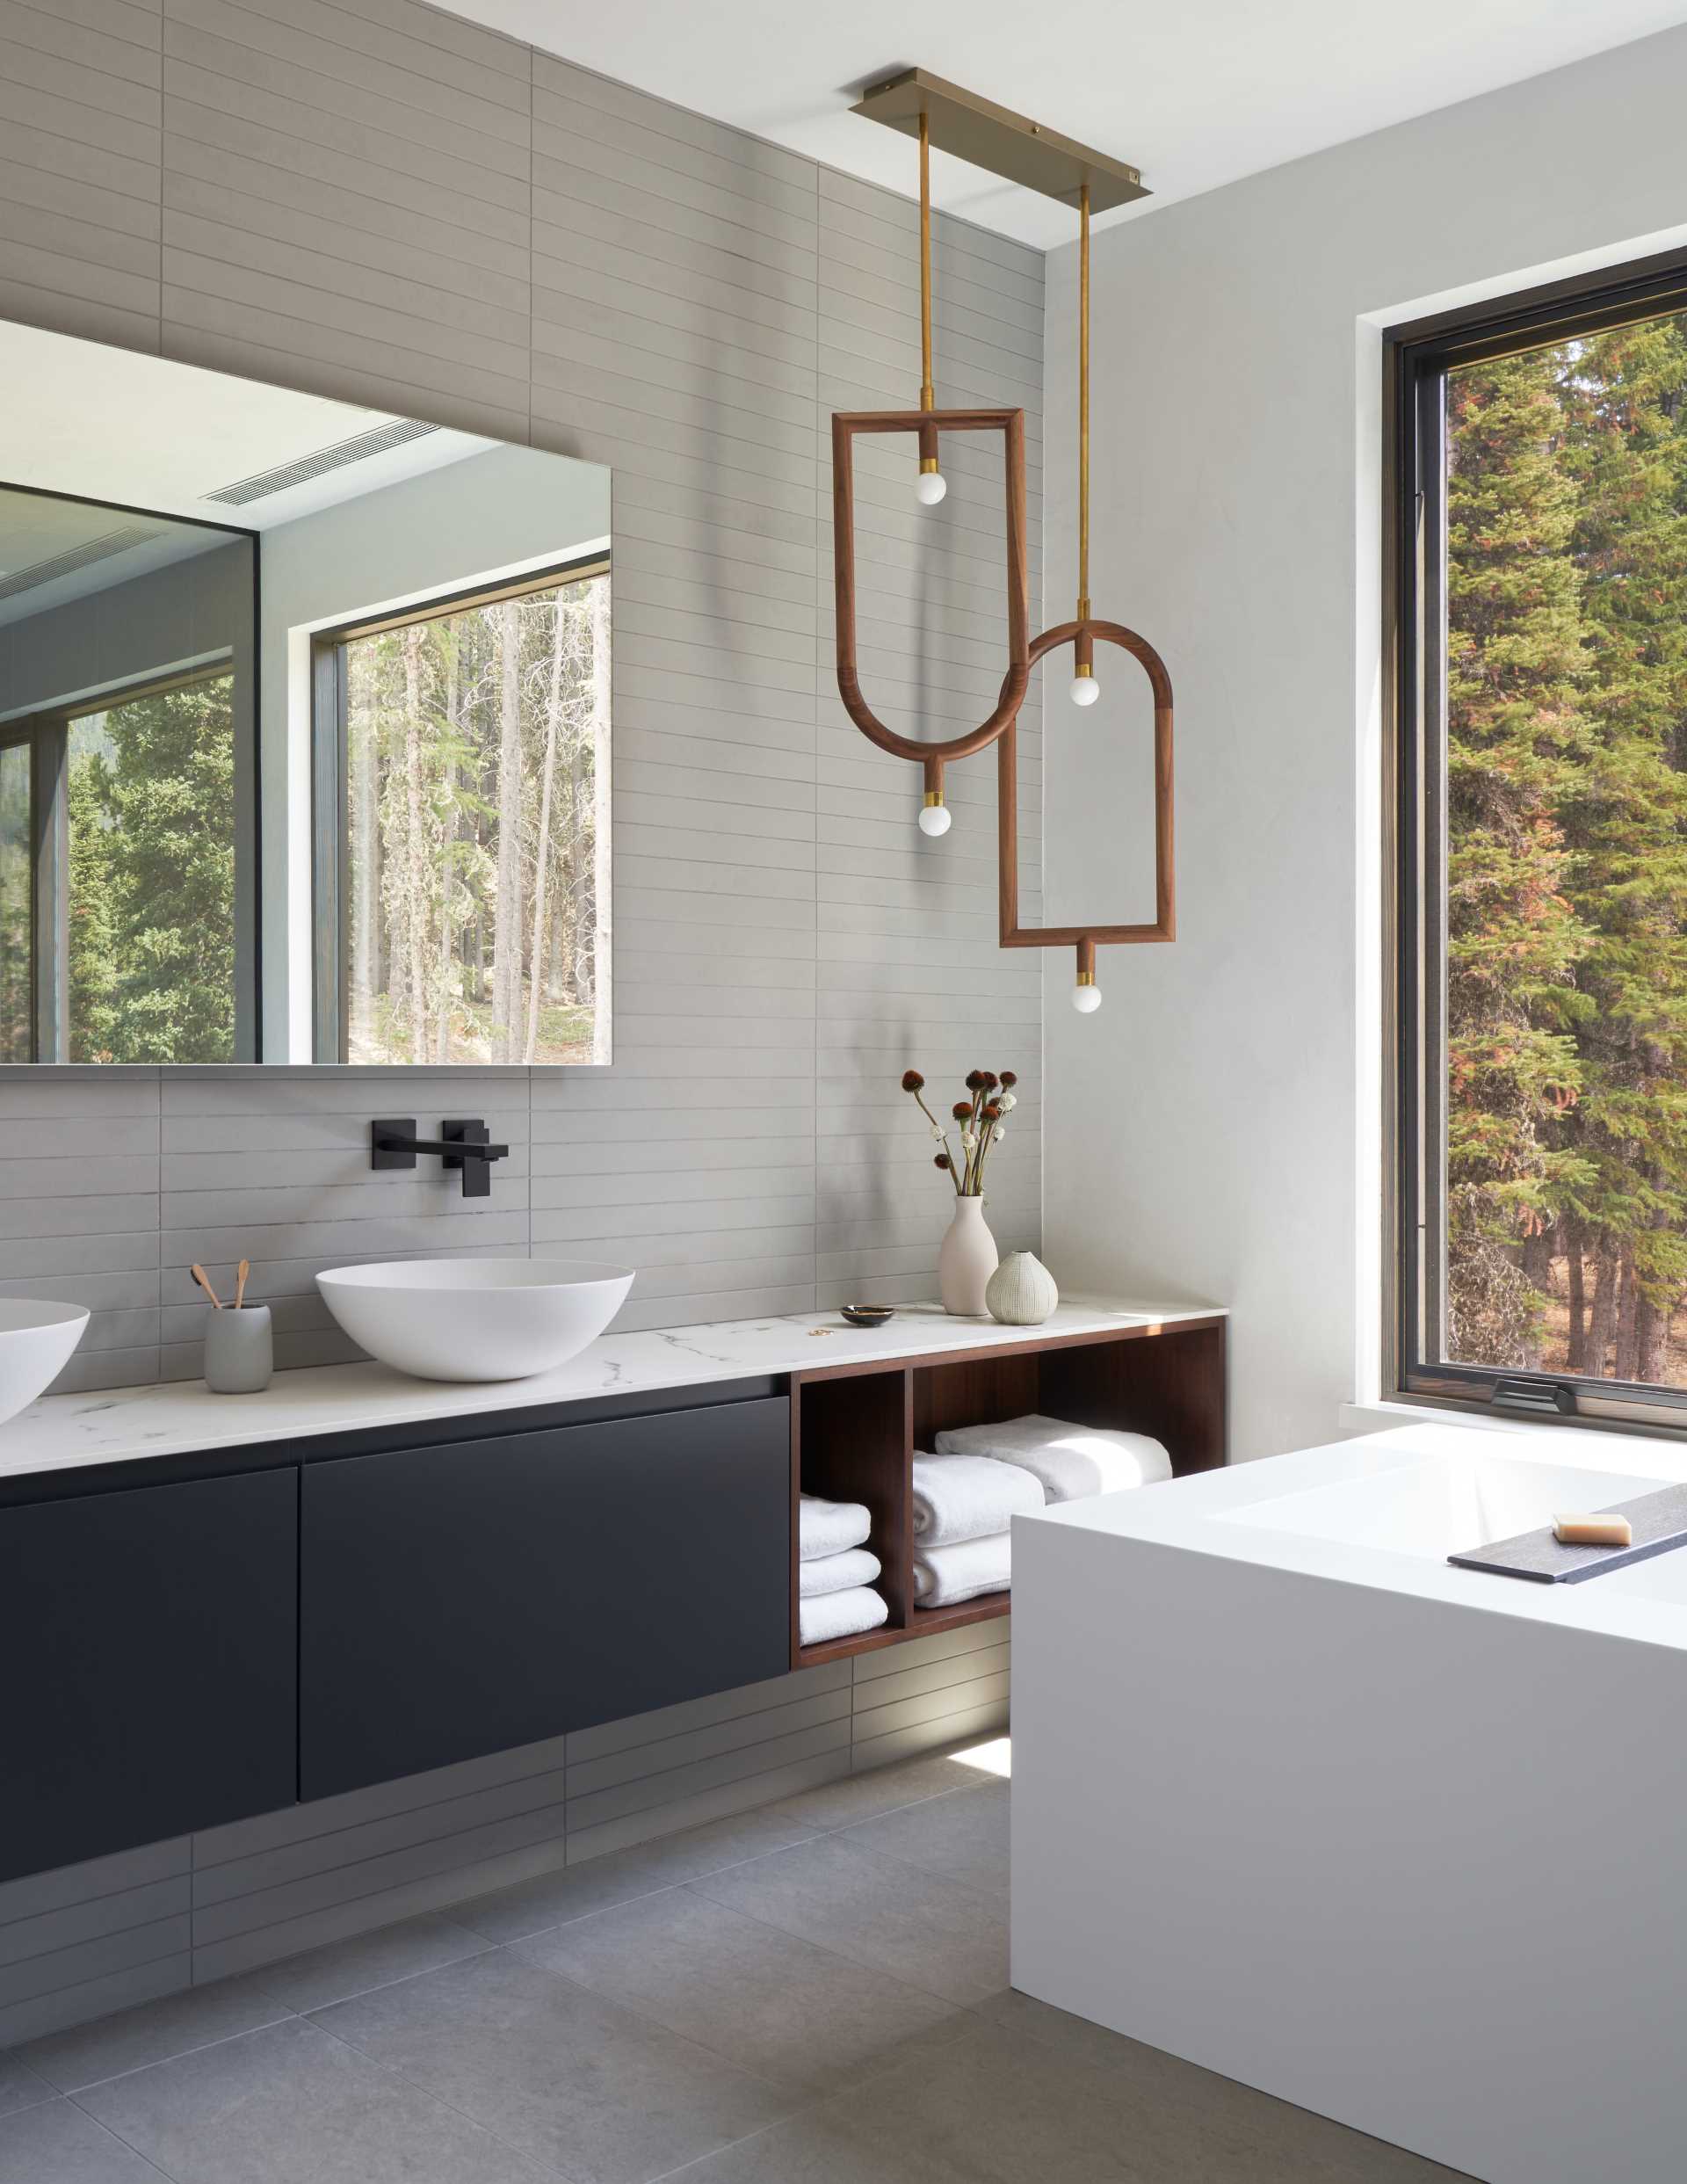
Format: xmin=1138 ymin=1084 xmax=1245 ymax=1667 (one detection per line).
xmin=841 ymin=1303 xmax=896 ymax=1328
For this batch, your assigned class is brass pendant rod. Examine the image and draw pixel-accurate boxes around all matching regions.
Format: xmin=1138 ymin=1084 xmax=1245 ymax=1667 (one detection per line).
xmin=1076 ymin=180 xmax=1090 ymax=624
xmin=918 ymin=108 xmax=935 ymax=413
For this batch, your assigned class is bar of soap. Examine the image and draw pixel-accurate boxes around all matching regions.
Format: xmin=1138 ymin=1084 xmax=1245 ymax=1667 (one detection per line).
xmin=1553 ymin=1513 xmax=1633 ymax=1547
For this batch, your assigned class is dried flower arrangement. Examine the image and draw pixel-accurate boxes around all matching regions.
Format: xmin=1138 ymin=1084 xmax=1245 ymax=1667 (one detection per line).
xmin=900 ymin=1067 xmax=1018 ymax=1198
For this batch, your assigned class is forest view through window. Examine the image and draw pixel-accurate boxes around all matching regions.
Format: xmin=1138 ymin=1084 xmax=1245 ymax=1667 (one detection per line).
xmin=1405 ymin=277 xmax=1687 ymax=1399
xmin=0 ymin=671 xmax=237 ymax=1065
xmin=331 ymin=562 xmax=609 ymax=1067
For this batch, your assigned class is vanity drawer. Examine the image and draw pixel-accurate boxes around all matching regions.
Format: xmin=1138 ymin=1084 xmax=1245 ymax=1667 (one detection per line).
xmin=299 ymin=1395 xmax=791 ymax=1800
xmin=0 ymin=1468 xmax=297 ymax=1887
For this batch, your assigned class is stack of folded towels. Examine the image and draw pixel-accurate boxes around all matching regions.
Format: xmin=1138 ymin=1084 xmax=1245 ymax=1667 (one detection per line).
xmin=916 ymin=1415 xmax=1174 ymax=1607
xmin=799 ymin=1493 xmax=887 ymax=1645
xmin=911 ymin=1449 xmax=1041 ymax=1607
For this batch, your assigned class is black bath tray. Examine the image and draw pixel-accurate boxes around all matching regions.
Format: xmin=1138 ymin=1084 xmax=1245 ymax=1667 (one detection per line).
xmin=1449 ymin=1480 xmax=1687 ymax=1584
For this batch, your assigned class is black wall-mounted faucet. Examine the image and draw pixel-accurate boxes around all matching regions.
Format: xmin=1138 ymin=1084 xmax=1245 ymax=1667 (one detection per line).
xmin=371 ymin=1119 xmax=510 ymax=1199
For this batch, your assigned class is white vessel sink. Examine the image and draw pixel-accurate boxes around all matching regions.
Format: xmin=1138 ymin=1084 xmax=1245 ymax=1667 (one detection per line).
xmin=315 ymin=1259 xmax=634 ymax=1382
xmin=0 ymin=1299 xmax=91 ymax=1422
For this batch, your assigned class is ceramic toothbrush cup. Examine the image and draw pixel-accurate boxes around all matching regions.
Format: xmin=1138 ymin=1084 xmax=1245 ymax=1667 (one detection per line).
xmin=204 ymin=1305 xmax=272 ymax=1394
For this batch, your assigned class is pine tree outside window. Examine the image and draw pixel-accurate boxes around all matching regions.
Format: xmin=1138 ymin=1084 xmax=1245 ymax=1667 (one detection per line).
xmin=1392 ymin=254 xmax=1687 ymax=1422
xmin=0 ymin=668 xmax=239 ymax=1065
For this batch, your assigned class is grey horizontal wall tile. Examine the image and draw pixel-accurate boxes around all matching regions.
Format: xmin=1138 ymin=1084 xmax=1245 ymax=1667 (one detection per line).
xmin=210 ymin=0 xmax=525 ymax=108
xmin=195 ymin=1737 xmax=571 ymax=1873
xmin=566 ymin=1689 xmax=851 ymax=1801
xmin=562 ymin=1716 xmax=852 ymax=1839
xmin=852 ymin=1617 xmax=1010 ymax=1681
xmin=190 ymin=1830 xmax=571 ymax=1984
xmin=0 ymin=1841 xmax=188 ymax=1934
xmin=852 ymin=1671 xmax=1011 ymax=1748
xmin=566 ymin=1750 xmax=848 ymax=1866
xmin=319 ymin=0 xmax=529 ymax=81
xmin=0 ymin=1912 xmax=190 ymax=2012
xmin=192 ymin=1767 xmax=569 ymax=1915
xmin=851 ymin=1695 xmax=1010 ymax=1774
xmin=0 ymin=1953 xmax=190 ymax=2050
xmin=192 ymin=1789 xmax=570 ymax=1947
xmin=850 ymin=1646 xmax=1011 ymax=1720
xmin=164 ymin=0 xmax=528 ymax=145
xmin=0 ymin=1878 xmax=188 ymax=1972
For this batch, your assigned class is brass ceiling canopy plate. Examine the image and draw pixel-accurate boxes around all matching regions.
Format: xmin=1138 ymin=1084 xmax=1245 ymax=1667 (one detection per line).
xmin=851 ymin=69 xmax=1149 ymax=213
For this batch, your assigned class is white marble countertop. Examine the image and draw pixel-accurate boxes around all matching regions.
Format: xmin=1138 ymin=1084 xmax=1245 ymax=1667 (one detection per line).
xmin=0 ymin=1297 xmax=1224 ymax=1483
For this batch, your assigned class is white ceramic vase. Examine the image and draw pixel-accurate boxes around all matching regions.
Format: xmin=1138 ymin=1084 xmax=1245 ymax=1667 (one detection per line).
xmin=986 ymin=1249 xmax=1059 ymax=1326
xmin=939 ymin=1194 xmax=999 ymax=1316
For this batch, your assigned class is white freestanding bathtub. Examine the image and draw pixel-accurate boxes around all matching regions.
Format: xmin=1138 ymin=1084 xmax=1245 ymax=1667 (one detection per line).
xmin=1011 ymin=1420 xmax=1687 ymax=2184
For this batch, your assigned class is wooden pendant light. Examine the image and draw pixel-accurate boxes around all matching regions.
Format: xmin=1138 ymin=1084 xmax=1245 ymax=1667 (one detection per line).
xmin=996 ymin=182 xmax=1177 ymax=1010
xmin=841 ymin=68 xmax=1174 ymax=990
xmin=831 ymin=105 xmax=1030 ymax=835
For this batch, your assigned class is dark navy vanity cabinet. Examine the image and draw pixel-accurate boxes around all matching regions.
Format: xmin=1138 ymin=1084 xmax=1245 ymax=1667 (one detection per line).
xmin=0 ymin=1468 xmax=298 ymax=1885
xmin=300 ymin=1397 xmax=792 ymax=1799
xmin=0 ymin=1381 xmax=790 ymax=1888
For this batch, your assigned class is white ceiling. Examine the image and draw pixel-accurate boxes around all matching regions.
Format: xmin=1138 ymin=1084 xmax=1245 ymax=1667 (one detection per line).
xmin=457 ymin=0 xmax=1687 ymax=245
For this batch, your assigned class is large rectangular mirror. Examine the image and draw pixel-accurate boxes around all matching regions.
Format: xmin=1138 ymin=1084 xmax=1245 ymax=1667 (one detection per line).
xmin=0 ymin=323 xmax=610 ymax=1065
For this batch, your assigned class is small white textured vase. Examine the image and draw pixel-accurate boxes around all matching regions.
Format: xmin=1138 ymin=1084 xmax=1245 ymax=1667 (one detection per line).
xmin=938 ymin=1195 xmax=998 ymax=1316
xmin=986 ymin=1249 xmax=1059 ymax=1326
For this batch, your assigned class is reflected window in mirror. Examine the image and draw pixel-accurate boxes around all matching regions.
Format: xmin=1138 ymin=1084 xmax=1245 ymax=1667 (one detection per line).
xmin=313 ymin=557 xmax=611 ymax=1066
xmin=0 ymin=485 xmax=254 ymax=1062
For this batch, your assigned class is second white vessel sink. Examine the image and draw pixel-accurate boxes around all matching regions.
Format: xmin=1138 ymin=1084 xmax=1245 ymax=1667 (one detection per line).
xmin=0 ymin=1299 xmax=91 ymax=1424
xmin=316 ymin=1259 xmax=634 ymax=1382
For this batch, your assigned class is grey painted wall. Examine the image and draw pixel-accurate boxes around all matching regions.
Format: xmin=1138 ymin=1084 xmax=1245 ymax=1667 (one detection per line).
xmin=0 ymin=0 xmax=1045 ymax=1391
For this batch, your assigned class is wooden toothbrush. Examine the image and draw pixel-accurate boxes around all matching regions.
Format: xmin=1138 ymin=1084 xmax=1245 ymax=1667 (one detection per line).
xmin=234 ymin=1259 xmax=250 ymax=1310
xmin=190 ymin=1264 xmax=223 ymax=1310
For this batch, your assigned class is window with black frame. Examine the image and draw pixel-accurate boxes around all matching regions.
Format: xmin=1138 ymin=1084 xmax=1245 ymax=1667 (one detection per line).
xmin=1392 ymin=255 xmax=1687 ymax=1422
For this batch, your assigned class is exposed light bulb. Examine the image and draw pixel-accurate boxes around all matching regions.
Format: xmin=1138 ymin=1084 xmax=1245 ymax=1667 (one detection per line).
xmin=1072 ymin=981 xmax=1102 ymax=1013
xmin=918 ymin=798 xmax=952 ymax=837
xmin=916 ymin=469 xmax=947 ymax=506
xmin=1069 ymin=674 xmax=1100 ymax=707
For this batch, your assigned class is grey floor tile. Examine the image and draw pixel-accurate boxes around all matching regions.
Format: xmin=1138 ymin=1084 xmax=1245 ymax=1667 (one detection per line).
xmin=975 ymin=1993 xmax=1475 ymax=2181
xmin=768 ymin=1749 xmax=1000 ymax=1832
xmin=75 ymin=2015 xmax=554 ymax=2184
xmin=18 ymin=1969 xmax=293 ymax=2092
xmin=838 ymin=1782 xmax=1010 ymax=1897
xmin=0 ymin=2053 xmax=52 ymax=2120
xmin=656 ymin=2019 xmax=1151 ymax=2183
xmin=454 ymin=1810 xmax=819 ymax=1946
xmin=690 ymin=1836 xmax=1009 ymax=2006
xmin=312 ymin=1944 xmax=793 ymax=2184
xmin=514 ymin=1885 xmax=967 ymax=2094
xmin=656 ymin=2106 xmax=978 ymax=2184
xmin=0 ymin=2099 xmax=165 ymax=2184
xmin=250 ymin=1911 xmax=492 ymax=2013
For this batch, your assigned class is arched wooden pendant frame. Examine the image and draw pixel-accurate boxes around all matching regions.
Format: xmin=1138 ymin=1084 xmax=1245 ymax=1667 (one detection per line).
xmin=832 ymin=406 xmax=1030 ymax=804
xmin=997 ymin=619 xmax=1175 ymax=978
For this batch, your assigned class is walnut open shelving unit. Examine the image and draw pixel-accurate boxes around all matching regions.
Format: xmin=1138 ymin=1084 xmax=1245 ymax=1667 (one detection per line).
xmin=790 ymin=1314 xmax=1227 ymax=1667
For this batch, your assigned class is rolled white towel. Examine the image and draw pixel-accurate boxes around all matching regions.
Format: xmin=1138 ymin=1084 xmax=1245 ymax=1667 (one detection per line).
xmin=913 ymin=1531 xmax=1010 ymax=1607
xmin=800 ymin=1585 xmax=888 ymax=1647
xmin=799 ymin=1545 xmax=882 ymax=1600
xmin=935 ymin=1413 xmax=1172 ymax=1503
xmin=800 ymin=1492 xmax=872 ymax=1561
xmin=912 ymin=1450 xmax=1043 ymax=1546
